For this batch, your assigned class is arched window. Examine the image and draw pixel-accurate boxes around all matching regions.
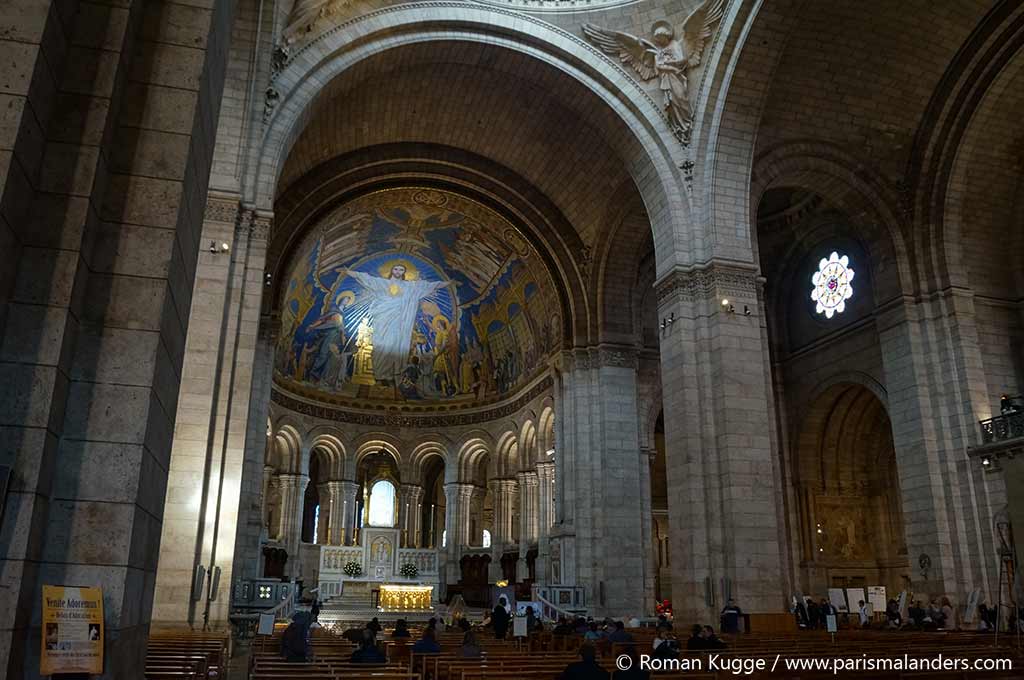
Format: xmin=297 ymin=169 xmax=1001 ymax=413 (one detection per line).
xmin=312 ymin=505 xmax=321 ymax=544
xmin=482 ymin=529 xmax=492 ymax=548
xmin=368 ymin=479 xmax=396 ymax=527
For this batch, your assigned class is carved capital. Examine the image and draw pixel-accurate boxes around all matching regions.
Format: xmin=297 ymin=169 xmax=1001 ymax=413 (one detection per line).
xmin=655 ymin=263 xmax=762 ymax=305
xmin=204 ymin=196 xmax=239 ymax=224
xmin=598 ymin=346 xmax=639 ymax=369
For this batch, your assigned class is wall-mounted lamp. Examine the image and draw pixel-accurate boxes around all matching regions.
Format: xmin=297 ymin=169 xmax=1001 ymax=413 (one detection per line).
xmin=744 ymin=305 xmax=752 ymax=316
xmin=265 ymin=272 xmax=273 ymax=286
xmin=981 ymin=456 xmax=992 ymax=468
xmin=210 ymin=240 xmax=230 ymax=254
xmin=721 ymin=298 xmax=735 ymax=314
xmin=659 ymin=312 xmax=675 ymax=331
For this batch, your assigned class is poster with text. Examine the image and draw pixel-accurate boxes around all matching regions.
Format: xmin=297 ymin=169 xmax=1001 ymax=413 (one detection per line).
xmin=867 ymin=586 xmax=887 ymax=612
xmin=41 ymin=585 xmax=104 ymax=676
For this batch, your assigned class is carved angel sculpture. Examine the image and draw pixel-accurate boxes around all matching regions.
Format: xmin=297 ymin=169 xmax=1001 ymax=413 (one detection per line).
xmin=283 ymin=0 xmax=355 ymax=45
xmin=583 ymin=0 xmax=725 ymax=143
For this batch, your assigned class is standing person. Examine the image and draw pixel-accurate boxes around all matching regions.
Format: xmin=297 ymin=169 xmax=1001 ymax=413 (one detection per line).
xmin=721 ymin=599 xmax=743 ymax=634
xmin=280 ymin=611 xmax=311 ymax=662
xmin=310 ymin=595 xmax=321 ymax=623
xmin=858 ymin=600 xmax=870 ymax=627
xmin=805 ymin=598 xmax=820 ymax=629
xmin=492 ymin=596 xmax=511 ymax=639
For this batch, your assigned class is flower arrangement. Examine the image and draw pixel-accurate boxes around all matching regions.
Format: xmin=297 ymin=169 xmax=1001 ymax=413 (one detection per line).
xmin=343 ymin=561 xmax=363 ymax=578
xmin=399 ymin=562 xmax=419 ymax=579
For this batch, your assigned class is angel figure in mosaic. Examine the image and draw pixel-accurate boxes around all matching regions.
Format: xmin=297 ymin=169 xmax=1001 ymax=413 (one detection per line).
xmin=583 ymin=0 xmax=725 ymax=142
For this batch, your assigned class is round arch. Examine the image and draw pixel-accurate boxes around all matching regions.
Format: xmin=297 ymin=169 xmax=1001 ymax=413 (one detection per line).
xmin=249 ymin=3 xmax=693 ymax=276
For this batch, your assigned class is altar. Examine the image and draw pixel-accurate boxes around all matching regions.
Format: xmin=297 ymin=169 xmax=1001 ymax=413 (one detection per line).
xmin=378 ymin=584 xmax=434 ymax=610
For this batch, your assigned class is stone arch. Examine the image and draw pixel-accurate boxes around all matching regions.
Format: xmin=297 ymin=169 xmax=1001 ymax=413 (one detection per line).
xmin=409 ymin=440 xmax=452 ymax=486
xmin=250 ymin=3 xmax=693 ymax=276
xmin=456 ymin=432 xmax=494 ymax=484
xmin=352 ymin=436 xmax=403 ymax=477
xmin=751 ymin=142 xmax=912 ymax=302
xmin=307 ymin=429 xmax=347 ymax=480
xmin=519 ymin=419 xmax=538 ymax=470
xmin=273 ymin=424 xmax=303 ymax=474
xmin=494 ymin=431 xmax=519 ymax=479
xmin=538 ymin=403 xmax=555 ymax=458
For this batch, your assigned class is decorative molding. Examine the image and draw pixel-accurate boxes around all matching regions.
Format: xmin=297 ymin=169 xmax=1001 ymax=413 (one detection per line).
xmin=473 ymin=0 xmax=641 ymax=12
xmin=598 ymin=346 xmax=639 ymax=369
xmin=271 ymin=375 xmax=554 ymax=427
xmin=655 ymin=263 xmax=761 ymax=304
xmin=205 ymin=196 xmax=239 ymax=224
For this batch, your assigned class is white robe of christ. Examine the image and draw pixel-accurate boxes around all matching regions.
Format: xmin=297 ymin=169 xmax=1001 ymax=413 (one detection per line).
xmin=349 ymin=270 xmax=447 ymax=381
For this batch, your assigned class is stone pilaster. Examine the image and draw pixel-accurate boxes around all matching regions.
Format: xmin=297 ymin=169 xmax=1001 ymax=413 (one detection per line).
xmin=656 ymin=263 xmax=785 ymax=621
xmin=337 ymin=480 xmax=360 ymax=546
xmin=443 ymin=482 xmax=475 ymax=565
xmin=517 ymin=471 xmax=539 ymax=580
xmin=277 ymin=473 xmax=309 ymax=578
xmin=875 ymin=292 xmax=1003 ymax=599
xmin=153 ymin=201 xmax=271 ymax=627
xmin=639 ymin=447 xmax=657 ymax=615
xmin=316 ymin=483 xmax=332 ymax=544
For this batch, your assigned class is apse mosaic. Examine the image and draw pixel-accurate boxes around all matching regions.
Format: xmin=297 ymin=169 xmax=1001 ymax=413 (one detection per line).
xmin=275 ymin=188 xmax=561 ymax=404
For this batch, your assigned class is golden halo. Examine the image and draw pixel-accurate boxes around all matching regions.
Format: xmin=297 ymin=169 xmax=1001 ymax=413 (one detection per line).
xmin=335 ymin=290 xmax=356 ymax=307
xmin=377 ymin=258 xmax=419 ymax=281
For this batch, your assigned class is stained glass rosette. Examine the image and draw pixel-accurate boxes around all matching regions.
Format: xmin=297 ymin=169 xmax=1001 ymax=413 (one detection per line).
xmin=811 ymin=252 xmax=855 ymax=318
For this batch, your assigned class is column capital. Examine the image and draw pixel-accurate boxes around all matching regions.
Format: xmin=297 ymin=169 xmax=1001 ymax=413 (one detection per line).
xmin=654 ymin=261 xmax=761 ymax=305
xmin=517 ymin=470 xmax=539 ymax=487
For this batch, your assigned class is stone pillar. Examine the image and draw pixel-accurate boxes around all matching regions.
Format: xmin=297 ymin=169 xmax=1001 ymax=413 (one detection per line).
xmin=488 ymin=480 xmax=505 ymax=581
xmin=517 ymin=471 xmax=539 ymax=581
xmin=876 ymin=293 xmax=1003 ymax=599
xmin=277 ymin=473 xmax=309 ymax=577
xmin=639 ymin=447 xmax=657 ymax=615
xmin=656 ymin=264 xmax=785 ymax=622
xmin=337 ymin=480 xmax=360 ymax=546
xmin=443 ymin=482 xmax=474 ymax=563
xmin=552 ymin=347 xmax=649 ymax=615
xmin=535 ymin=461 xmax=556 ymax=583
xmin=399 ymin=484 xmax=423 ymax=548
xmin=316 ymin=483 xmax=332 ymax=544
xmin=262 ymin=466 xmax=276 ymax=533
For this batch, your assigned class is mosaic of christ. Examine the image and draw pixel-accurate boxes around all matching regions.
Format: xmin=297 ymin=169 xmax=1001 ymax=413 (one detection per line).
xmin=275 ymin=188 xmax=561 ymax=403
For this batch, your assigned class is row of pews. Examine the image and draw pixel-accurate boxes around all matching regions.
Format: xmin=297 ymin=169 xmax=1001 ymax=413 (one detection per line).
xmin=145 ymin=630 xmax=229 ymax=679
xmin=150 ymin=621 xmax=1023 ymax=679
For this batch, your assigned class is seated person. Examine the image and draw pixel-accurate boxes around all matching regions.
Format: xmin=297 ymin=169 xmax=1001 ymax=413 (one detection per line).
xmin=612 ymin=647 xmax=650 ymax=680
xmin=350 ymin=628 xmax=387 ymax=664
xmin=553 ymin=617 xmax=575 ymax=636
xmin=391 ymin=619 xmax=411 ymax=638
xmin=607 ymin=620 xmax=634 ymax=643
xmin=686 ymin=624 xmax=706 ymax=650
xmin=459 ymin=630 xmax=483 ymax=658
xmin=584 ymin=621 xmax=604 ymax=641
xmin=651 ymin=624 xmax=679 ymax=659
xmin=366 ymin=616 xmax=383 ymax=634
xmin=560 ymin=644 xmax=610 ymax=680
xmin=279 ymin=613 xmax=311 ymax=662
xmin=908 ymin=600 xmax=925 ymax=628
xmin=412 ymin=627 xmax=442 ymax=654
xmin=701 ymin=625 xmax=726 ymax=649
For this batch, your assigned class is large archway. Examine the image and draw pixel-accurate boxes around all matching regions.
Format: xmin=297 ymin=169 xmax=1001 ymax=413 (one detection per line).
xmin=793 ymin=383 xmax=907 ymax=595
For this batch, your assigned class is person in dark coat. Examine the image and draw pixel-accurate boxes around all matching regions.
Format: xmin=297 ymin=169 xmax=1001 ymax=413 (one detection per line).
xmin=559 ymin=644 xmax=610 ymax=680
xmin=350 ymin=628 xmax=387 ymax=663
xmin=491 ymin=596 xmax=511 ymax=639
xmin=280 ymin=611 xmax=311 ymax=662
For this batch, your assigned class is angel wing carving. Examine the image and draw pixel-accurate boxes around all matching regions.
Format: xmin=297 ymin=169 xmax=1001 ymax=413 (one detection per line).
xmin=583 ymin=0 xmax=726 ymax=144
xmin=581 ymin=24 xmax=658 ymax=81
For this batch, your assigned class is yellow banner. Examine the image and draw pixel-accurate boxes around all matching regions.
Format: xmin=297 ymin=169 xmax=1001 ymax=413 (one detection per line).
xmin=41 ymin=585 xmax=104 ymax=676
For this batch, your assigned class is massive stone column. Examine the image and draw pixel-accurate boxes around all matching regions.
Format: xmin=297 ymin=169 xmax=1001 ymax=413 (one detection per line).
xmin=153 ymin=200 xmax=270 ymax=627
xmin=639 ymin=447 xmax=657 ymax=612
xmin=656 ymin=264 xmax=785 ymax=622
xmin=876 ymin=293 xmax=1003 ymax=599
xmin=401 ymin=484 xmax=424 ymax=548
xmin=553 ymin=347 xmax=649 ymax=616
xmin=0 ymin=0 xmax=236 ymax=674
xmin=443 ymin=482 xmax=474 ymax=570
